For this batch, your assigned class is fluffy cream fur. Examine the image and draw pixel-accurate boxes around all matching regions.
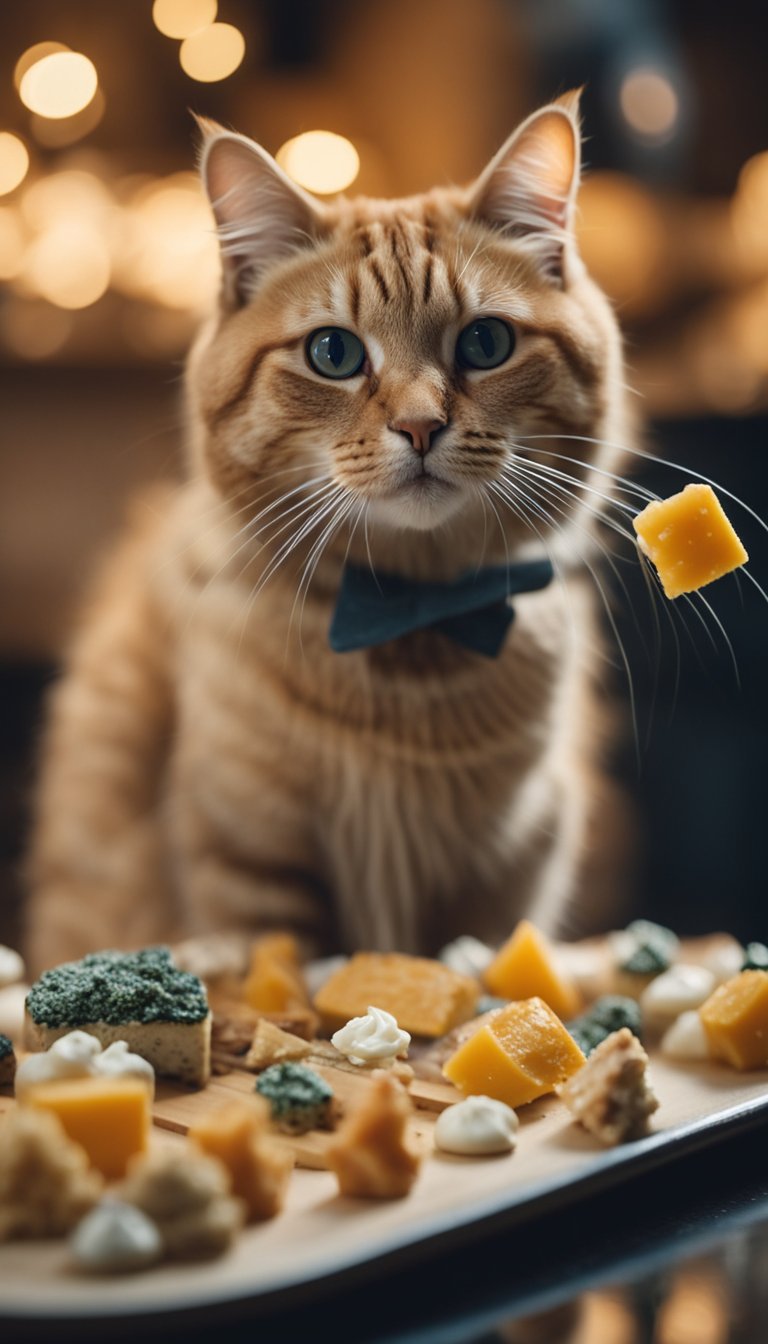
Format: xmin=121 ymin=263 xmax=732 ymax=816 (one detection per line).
xmin=26 ymin=93 xmax=632 ymax=974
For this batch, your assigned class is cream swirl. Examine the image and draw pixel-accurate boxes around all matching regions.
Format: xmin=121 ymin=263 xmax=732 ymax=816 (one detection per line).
xmin=15 ymin=1030 xmax=155 ymax=1097
xmin=434 ymin=1096 xmax=519 ymax=1156
xmin=70 ymin=1200 xmax=163 ymax=1273
xmin=331 ymin=1005 xmax=410 ymax=1066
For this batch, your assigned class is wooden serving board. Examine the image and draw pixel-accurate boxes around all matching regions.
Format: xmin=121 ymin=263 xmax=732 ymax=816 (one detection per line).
xmin=152 ymin=1058 xmax=459 ymax=1169
xmin=3 ymin=1053 xmax=768 ymax=1326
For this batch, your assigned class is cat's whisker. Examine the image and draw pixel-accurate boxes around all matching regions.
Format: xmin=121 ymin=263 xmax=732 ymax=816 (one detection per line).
xmin=511 ymin=453 xmax=744 ymax=689
xmin=291 ymin=493 xmax=358 ymax=655
xmin=363 ymin=505 xmax=381 ymax=595
xmin=520 ymin=434 xmax=768 ymax=541
xmin=489 ymin=476 xmax=641 ymax=762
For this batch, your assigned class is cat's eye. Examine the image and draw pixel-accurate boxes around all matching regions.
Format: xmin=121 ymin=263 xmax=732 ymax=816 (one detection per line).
xmin=456 ymin=318 xmax=515 ymax=371
xmin=306 ymin=328 xmax=366 ymax=379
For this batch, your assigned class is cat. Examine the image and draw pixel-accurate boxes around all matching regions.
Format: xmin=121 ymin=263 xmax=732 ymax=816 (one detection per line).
xmin=25 ymin=90 xmax=633 ymax=977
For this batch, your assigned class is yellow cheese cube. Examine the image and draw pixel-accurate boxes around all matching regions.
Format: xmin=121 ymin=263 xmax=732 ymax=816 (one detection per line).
xmin=484 ymin=920 xmax=581 ymax=1019
xmin=632 ymin=483 xmax=748 ymax=600
xmin=243 ymin=934 xmax=310 ymax=1015
xmin=314 ymin=952 xmax=478 ymax=1037
xmin=699 ymin=971 xmax=768 ymax=1070
xmin=22 ymin=1076 xmax=150 ymax=1179
xmin=443 ymin=997 xmax=585 ymax=1107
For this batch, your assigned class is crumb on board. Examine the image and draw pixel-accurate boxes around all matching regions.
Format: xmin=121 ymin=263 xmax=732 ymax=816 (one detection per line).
xmin=555 ymin=1027 xmax=659 ymax=1145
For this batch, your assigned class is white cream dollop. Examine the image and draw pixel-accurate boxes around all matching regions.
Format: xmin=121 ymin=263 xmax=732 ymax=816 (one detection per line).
xmin=15 ymin=1030 xmax=155 ymax=1098
xmin=640 ymin=964 xmax=716 ymax=1027
xmin=93 ymin=1041 xmax=156 ymax=1095
xmin=660 ymin=1010 xmax=710 ymax=1061
xmin=434 ymin=1096 xmax=519 ymax=1156
xmin=0 ymin=945 xmax=24 ymax=989
xmin=0 ymin=983 xmax=30 ymax=1041
xmin=331 ymin=1005 xmax=411 ymax=1066
xmin=70 ymin=1200 xmax=163 ymax=1273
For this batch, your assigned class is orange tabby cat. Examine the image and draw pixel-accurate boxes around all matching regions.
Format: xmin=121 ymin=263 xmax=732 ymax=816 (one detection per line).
xmin=26 ymin=92 xmax=632 ymax=974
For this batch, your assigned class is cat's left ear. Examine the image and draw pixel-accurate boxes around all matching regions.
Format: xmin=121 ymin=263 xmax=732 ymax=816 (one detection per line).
xmin=467 ymin=90 xmax=582 ymax=286
xmin=197 ymin=117 xmax=326 ymax=310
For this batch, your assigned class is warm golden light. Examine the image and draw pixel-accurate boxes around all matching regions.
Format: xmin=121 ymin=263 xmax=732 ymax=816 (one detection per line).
xmin=30 ymin=88 xmax=105 ymax=149
xmin=153 ymin=0 xmax=217 ymax=39
xmin=21 ymin=169 xmax=113 ymax=232
xmin=0 ymin=206 xmax=25 ymax=279
xmin=13 ymin=41 xmax=69 ymax=91
xmin=277 ymin=131 xmax=360 ymax=195
xmin=0 ymin=133 xmax=30 ymax=196
xmin=620 ymin=68 xmax=679 ymax=139
xmin=0 ymin=297 xmax=73 ymax=360
xmin=19 ymin=51 xmax=98 ymax=120
xmin=179 ymin=23 xmax=245 ymax=82
xmin=577 ymin=173 xmax=666 ymax=313
xmin=24 ymin=221 xmax=110 ymax=309
xmin=116 ymin=173 xmax=218 ymax=311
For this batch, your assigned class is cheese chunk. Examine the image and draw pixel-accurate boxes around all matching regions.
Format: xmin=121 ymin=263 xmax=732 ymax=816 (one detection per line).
xmin=243 ymin=934 xmax=311 ymax=1016
xmin=189 ymin=1099 xmax=294 ymax=1222
xmin=443 ymin=997 xmax=585 ymax=1107
xmin=22 ymin=1077 xmax=150 ymax=1179
xmin=633 ymin=483 xmax=748 ymax=599
xmin=484 ymin=920 xmax=581 ymax=1019
xmin=699 ymin=970 xmax=768 ymax=1069
xmin=314 ymin=952 xmax=478 ymax=1038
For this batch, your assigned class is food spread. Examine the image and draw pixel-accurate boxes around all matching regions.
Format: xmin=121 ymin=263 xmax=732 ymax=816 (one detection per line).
xmin=2 ymin=917 xmax=768 ymax=1286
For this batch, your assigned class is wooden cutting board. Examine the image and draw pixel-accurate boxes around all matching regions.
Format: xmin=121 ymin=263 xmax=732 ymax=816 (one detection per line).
xmin=152 ymin=1057 xmax=460 ymax=1169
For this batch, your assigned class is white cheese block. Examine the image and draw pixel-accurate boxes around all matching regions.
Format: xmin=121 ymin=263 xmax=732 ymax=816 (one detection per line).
xmin=24 ymin=1012 xmax=211 ymax=1087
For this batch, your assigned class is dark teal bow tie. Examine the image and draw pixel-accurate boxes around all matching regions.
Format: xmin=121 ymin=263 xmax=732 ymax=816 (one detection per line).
xmin=329 ymin=557 xmax=555 ymax=658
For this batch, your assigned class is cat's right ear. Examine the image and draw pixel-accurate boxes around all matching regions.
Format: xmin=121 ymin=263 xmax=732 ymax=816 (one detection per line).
xmin=197 ymin=118 xmax=325 ymax=310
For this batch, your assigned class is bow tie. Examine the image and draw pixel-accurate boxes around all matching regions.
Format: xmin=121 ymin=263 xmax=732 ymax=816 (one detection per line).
xmin=329 ymin=557 xmax=555 ymax=658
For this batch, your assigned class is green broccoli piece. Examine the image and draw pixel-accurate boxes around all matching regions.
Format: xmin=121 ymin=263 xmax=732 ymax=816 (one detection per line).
xmin=619 ymin=920 xmax=679 ymax=976
xmin=568 ymin=996 xmax=642 ymax=1056
xmin=255 ymin=1062 xmax=334 ymax=1134
xmin=742 ymin=942 xmax=768 ymax=971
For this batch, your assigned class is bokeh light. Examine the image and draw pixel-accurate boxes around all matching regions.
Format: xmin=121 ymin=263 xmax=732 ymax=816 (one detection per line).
xmin=20 ymin=169 xmax=113 ymax=232
xmin=115 ymin=173 xmax=219 ymax=311
xmin=0 ymin=296 xmax=73 ymax=359
xmin=620 ymin=67 xmax=679 ymax=140
xmin=179 ymin=23 xmax=245 ymax=82
xmin=0 ymin=206 xmax=25 ymax=279
xmin=30 ymin=89 xmax=106 ymax=149
xmin=577 ymin=172 xmax=666 ymax=312
xmin=0 ymin=133 xmax=30 ymax=196
xmin=22 ymin=221 xmax=111 ymax=309
xmin=152 ymin=0 xmax=217 ymax=39
xmin=277 ymin=131 xmax=360 ymax=195
xmin=13 ymin=42 xmax=70 ymax=91
xmin=19 ymin=51 xmax=98 ymax=120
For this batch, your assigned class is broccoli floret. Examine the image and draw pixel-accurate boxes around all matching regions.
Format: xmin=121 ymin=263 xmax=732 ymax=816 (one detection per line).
xmin=255 ymin=1062 xmax=334 ymax=1134
xmin=568 ymin=996 xmax=642 ymax=1056
xmin=619 ymin=920 xmax=679 ymax=976
xmin=0 ymin=1034 xmax=13 ymax=1060
xmin=742 ymin=942 xmax=768 ymax=972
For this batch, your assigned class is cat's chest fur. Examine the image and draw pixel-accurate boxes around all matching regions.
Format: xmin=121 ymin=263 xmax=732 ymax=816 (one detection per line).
xmin=170 ymin=554 xmax=592 ymax=951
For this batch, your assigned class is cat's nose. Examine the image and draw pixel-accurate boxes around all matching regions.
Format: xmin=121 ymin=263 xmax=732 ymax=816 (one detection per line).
xmin=390 ymin=418 xmax=446 ymax=456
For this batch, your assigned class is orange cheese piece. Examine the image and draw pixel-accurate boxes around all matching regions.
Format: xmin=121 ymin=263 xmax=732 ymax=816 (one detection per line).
xmin=632 ymin=483 xmax=748 ymax=600
xmin=243 ymin=934 xmax=310 ymax=1015
xmin=443 ymin=996 xmax=585 ymax=1107
xmin=699 ymin=971 xmax=768 ymax=1069
xmin=484 ymin=919 xmax=581 ymax=1019
xmin=22 ymin=1076 xmax=150 ymax=1179
xmin=314 ymin=952 xmax=478 ymax=1037
xmin=189 ymin=1099 xmax=294 ymax=1221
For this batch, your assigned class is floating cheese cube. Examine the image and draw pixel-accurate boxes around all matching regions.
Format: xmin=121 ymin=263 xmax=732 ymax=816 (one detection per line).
xmin=632 ymin=483 xmax=748 ymax=600
xmin=484 ymin=920 xmax=581 ymax=1019
xmin=699 ymin=970 xmax=768 ymax=1069
xmin=243 ymin=934 xmax=310 ymax=1015
xmin=443 ymin=997 xmax=585 ymax=1108
xmin=314 ymin=953 xmax=478 ymax=1038
xmin=22 ymin=1076 xmax=150 ymax=1179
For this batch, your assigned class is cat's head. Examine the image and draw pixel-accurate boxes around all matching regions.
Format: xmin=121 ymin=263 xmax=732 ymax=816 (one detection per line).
xmin=187 ymin=93 xmax=627 ymax=569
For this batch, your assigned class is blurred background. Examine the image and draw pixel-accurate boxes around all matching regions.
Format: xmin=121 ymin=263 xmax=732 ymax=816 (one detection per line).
xmin=1 ymin=0 xmax=767 ymax=956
